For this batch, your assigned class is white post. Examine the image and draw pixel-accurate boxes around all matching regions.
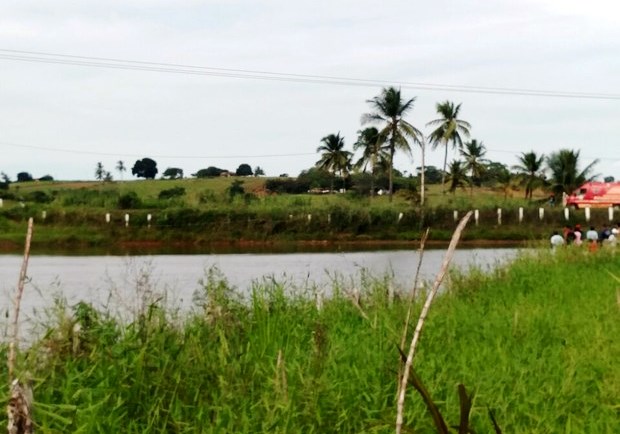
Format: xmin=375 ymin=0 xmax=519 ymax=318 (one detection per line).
xmin=125 ymin=213 xmax=130 ymax=227
xmin=42 ymin=210 xmax=47 ymax=220
xmin=585 ymin=207 xmax=591 ymax=222
xmin=0 ymin=198 xmax=3 ymax=207
xmin=105 ymin=213 xmax=111 ymax=223
xmin=497 ymin=208 xmax=502 ymax=225
xmin=327 ymin=214 xmax=331 ymax=224
xmin=608 ymin=206 xmax=614 ymax=222
xmin=453 ymin=210 xmax=458 ymax=222
xmin=474 ymin=209 xmax=479 ymax=226
xmin=289 ymin=214 xmax=293 ymax=220
xmin=307 ymin=214 xmax=312 ymax=223
xmin=539 ymin=207 xmax=544 ymax=220
xmin=147 ymin=213 xmax=152 ymax=228
xmin=518 ymin=207 xmax=523 ymax=223
xmin=564 ymin=207 xmax=570 ymax=221
xmin=398 ymin=212 xmax=403 ymax=223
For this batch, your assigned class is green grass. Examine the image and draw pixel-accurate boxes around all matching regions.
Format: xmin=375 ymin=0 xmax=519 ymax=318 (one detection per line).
xmin=3 ymin=248 xmax=619 ymax=432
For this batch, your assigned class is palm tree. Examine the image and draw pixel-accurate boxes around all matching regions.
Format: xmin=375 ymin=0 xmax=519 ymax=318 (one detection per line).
xmin=446 ymin=160 xmax=469 ymax=193
xmin=95 ymin=162 xmax=105 ymax=181
xmin=427 ymin=101 xmax=471 ymax=193
xmin=546 ymin=149 xmax=599 ymax=196
xmin=460 ymin=139 xmax=487 ymax=195
xmin=316 ymin=132 xmax=352 ymax=192
xmin=362 ymin=87 xmax=423 ymax=202
xmin=116 ymin=160 xmax=126 ymax=181
xmin=512 ymin=151 xmax=545 ymax=200
xmin=353 ymin=127 xmax=388 ymax=197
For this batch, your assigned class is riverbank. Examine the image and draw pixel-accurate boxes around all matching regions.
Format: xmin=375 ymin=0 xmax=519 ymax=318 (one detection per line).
xmin=3 ymin=248 xmax=618 ymax=432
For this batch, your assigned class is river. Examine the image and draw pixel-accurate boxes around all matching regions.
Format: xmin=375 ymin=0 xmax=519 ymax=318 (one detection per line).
xmin=0 ymin=248 xmax=519 ymax=326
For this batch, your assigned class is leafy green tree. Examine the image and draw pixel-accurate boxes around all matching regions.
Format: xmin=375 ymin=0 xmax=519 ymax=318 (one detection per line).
xmin=415 ymin=165 xmax=442 ymax=184
xmin=38 ymin=175 xmax=54 ymax=181
xmin=131 ymin=158 xmax=158 ymax=179
xmin=16 ymin=172 xmax=33 ymax=182
xmin=546 ymin=149 xmax=599 ymax=195
xmin=446 ymin=160 xmax=469 ymax=193
xmin=353 ymin=127 xmax=388 ymax=197
xmin=193 ymin=167 xmax=226 ymax=178
xmin=460 ymin=139 xmax=487 ymax=193
xmin=362 ymin=87 xmax=423 ymax=202
xmin=235 ymin=164 xmax=253 ymax=177
xmin=315 ymin=132 xmax=352 ymax=191
xmin=512 ymin=151 xmax=545 ymax=200
xmin=162 ymin=167 xmax=184 ymax=179
xmin=254 ymin=166 xmax=265 ymax=176
xmin=427 ymin=101 xmax=471 ymax=193
xmin=95 ymin=162 xmax=105 ymax=181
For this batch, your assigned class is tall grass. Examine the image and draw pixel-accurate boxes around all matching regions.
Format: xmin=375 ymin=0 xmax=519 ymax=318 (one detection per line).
xmin=1 ymin=247 xmax=618 ymax=432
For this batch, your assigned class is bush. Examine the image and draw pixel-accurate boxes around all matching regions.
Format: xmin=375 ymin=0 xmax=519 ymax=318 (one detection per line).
xmin=158 ymin=187 xmax=186 ymax=200
xmin=24 ymin=190 xmax=54 ymax=204
xmin=118 ymin=192 xmax=142 ymax=209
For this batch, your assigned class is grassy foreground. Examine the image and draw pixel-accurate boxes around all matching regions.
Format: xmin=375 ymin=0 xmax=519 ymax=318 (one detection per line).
xmin=3 ymin=248 xmax=619 ymax=432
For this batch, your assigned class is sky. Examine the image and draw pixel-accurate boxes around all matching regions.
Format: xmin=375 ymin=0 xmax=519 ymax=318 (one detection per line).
xmin=1 ymin=0 xmax=619 ymax=182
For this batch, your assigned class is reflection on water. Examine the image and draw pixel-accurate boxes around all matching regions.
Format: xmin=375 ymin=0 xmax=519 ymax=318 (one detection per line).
xmin=0 ymin=248 xmax=520 ymax=325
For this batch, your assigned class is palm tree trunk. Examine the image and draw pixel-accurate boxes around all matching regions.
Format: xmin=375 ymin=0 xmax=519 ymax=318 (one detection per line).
xmin=420 ymin=141 xmax=425 ymax=206
xmin=389 ymin=147 xmax=395 ymax=202
xmin=370 ymin=154 xmax=376 ymax=199
xmin=441 ymin=138 xmax=448 ymax=194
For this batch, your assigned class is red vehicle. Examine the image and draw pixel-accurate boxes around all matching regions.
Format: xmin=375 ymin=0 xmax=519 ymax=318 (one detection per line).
xmin=565 ymin=181 xmax=620 ymax=209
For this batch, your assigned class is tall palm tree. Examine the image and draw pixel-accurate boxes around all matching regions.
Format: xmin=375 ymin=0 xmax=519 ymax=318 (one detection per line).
xmin=446 ymin=160 xmax=469 ymax=193
xmin=362 ymin=87 xmax=423 ymax=202
xmin=546 ymin=149 xmax=599 ymax=196
xmin=353 ymin=127 xmax=388 ymax=197
xmin=460 ymin=139 xmax=487 ymax=195
xmin=116 ymin=160 xmax=126 ymax=181
xmin=95 ymin=162 xmax=105 ymax=181
xmin=427 ymin=101 xmax=471 ymax=193
xmin=512 ymin=151 xmax=545 ymax=200
xmin=316 ymin=132 xmax=352 ymax=192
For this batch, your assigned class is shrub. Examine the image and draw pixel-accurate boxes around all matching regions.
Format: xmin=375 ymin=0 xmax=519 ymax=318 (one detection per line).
xmin=24 ymin=190 xmax=54 ymax=204
xmin=118 ymin=192 xmax=142 ymax=209
xmin=158 ymin=187 xmax=186 ymax=200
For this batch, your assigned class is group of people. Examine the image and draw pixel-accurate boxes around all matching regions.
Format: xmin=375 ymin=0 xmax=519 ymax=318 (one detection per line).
xmin=550 ymin=223 xmax=619 ymax=250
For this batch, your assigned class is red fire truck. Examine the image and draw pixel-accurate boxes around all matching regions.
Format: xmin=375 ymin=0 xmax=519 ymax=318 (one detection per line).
xmin=565 ymin=181 xmax=620 ymax=209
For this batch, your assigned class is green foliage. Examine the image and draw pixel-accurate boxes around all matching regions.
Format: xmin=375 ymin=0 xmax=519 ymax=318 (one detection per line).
xmin=193 ymin=166 xmax=227 ymax=178
xmin=17 ymin=172 xmax=33 ymax=182
xmin=158 ymin=187 xmax=186 ymax=200
xmin=117 ymin=191 xmax=142 ymax=209
xmin=24 ymin=190 xmax=54 ymax=203
xmin=235 ymin=164 xmax=253 ymax=176
xmin=162 ymin=167 xmax=184 ymax=179
xmin=227 ymin=180 xmax=245 ymax=199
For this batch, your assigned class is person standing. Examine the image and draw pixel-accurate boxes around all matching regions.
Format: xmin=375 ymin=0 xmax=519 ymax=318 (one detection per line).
xmin=550 ymin=231 xmax=565 ymax=249
xmin=586 ymin=226 xmax=599 ymax=242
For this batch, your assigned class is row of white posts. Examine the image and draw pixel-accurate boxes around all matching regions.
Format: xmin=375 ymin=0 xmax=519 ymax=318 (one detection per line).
xmin=20 ymin=206 xmax=618 ymax=226
xmin=454 ymin=207 xmax=616 ymax=225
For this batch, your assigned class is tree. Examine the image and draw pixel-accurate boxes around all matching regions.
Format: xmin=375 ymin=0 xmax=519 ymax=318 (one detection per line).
xmin=427 ymin=101 xmax=471 ymax=193
xmin=235 ymin=164 xmax=253 ymax=177
xmin=16 ymin=172 xmax=33 ymax=182
xmin=415 ymin=165 xmax=442 ymax=184
xmin=38 ymin=174 xmax=54 ymax=181
xmin=546 ymin=149 xmax=599 ymax=196
xmin=315 ymin=132 xmax=352 ymax=191
xmin=116 ymin=160 xmax=126 ymax=181
xmin=254 ymin=166 xmax=265 ymax=176
xmin=1 ymin=172 xmax=11 ymax=184
xmin=131 ymin=158 xmax=158 ymax=179
xmin=604 ymin=176 xmax=615 ymax=183
xmin=104 ymin=171 xmax=113 ymax=182
xmin=460 ymin=139 xmax=488 ymax=194
xmin=362 ymin=87 xmax=423 ymax=202
xmin=162 ymin=167 xmax=184 ymax=179
xmin=95 ymin=162 xmax=105 ymax=181
xmin=353 ymin=127 xmax=388 ymax=197
xmin=446 ymin=160 xmax=469 ymax=193
xmin=512 ymin=151 xmax=545 ymax=200
xmin=193 ymin=167 xmax=226 ymax=178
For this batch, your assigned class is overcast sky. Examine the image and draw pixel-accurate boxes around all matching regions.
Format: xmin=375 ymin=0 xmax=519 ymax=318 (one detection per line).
xmin=1 ymin=0 xmax=619 ymax=182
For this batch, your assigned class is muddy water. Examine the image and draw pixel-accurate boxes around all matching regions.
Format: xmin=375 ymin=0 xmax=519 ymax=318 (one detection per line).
xmin=0 ymin=248 xmax=519 ymax=326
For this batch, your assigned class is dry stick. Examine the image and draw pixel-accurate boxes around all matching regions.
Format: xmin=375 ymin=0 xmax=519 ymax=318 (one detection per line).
xmin=395 ymin=211 xmax=472 ymax=434
xmin=7 ymin=218 xmax=35 ymax=434
xmin=8 ymin=218 xmax=33 ymax=381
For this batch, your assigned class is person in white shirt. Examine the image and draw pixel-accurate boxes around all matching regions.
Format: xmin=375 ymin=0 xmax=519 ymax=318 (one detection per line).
xmin=586 ymin=226 xmax=599 ymax=242
xmin=550 ymin=231 xmax=565 ymax=248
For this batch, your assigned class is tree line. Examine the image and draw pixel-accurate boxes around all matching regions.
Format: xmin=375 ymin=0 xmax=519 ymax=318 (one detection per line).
xmin=313 ymin=86 xmax=608 ymax=203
